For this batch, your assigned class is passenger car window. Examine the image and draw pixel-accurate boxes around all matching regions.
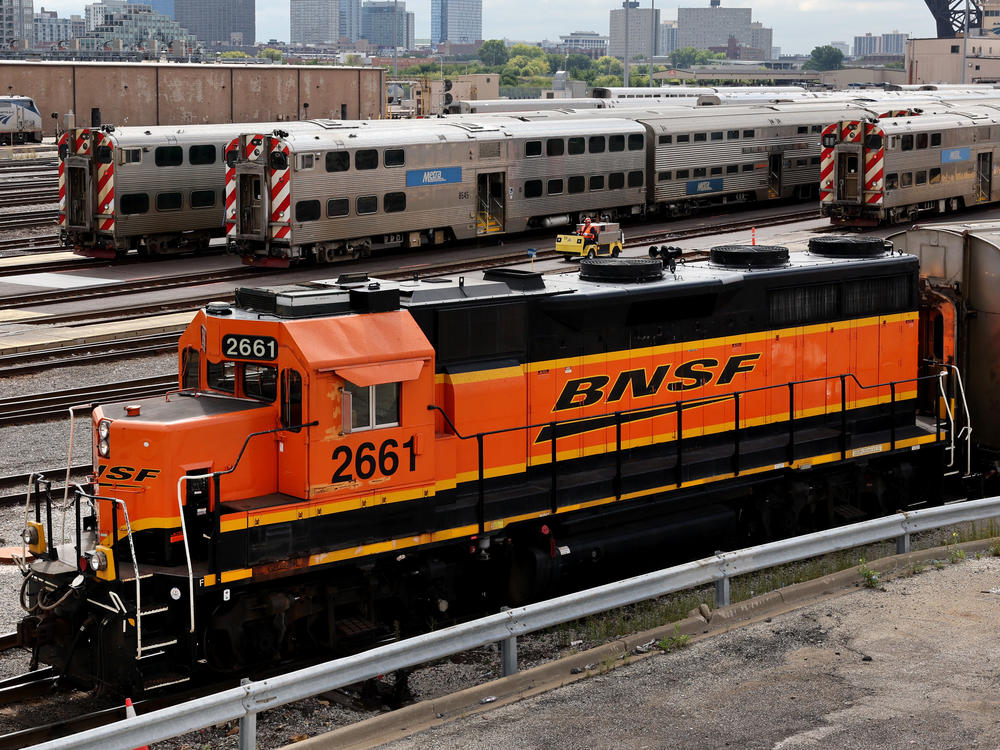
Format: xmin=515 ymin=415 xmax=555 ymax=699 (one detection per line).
xmin=355 ymin=149 xmax=378 ymax=170
xmin=901 ymin=135 xmax=913 ymax=151
xmin=384 ymin=191 xmax=406 ymax=212
xmin=327 ymin=198 xmax=350 ymax=217
xmin=154 ymin=146 xmax=183 ymax=167
xmin=608 ymin=135 xmax=625 ymax=152
xmin=568 ymin=137 xmax=585 ymax=154
xmin=547 ymin=139 xmax=564 ymax=156
xmin=295 ymin=200 xmax=321 ymax=221
xmin=589 ymin=136 xmax=606 ymax=153
xmin=156 ymin=192 xmax=182 ymax=211
xmin=384 ymin=148 xmax=405 ymax=167
xmin=191 ymin=190 xmax=215 ymax=208
xmin=627 ymin=170 xmax=643 ymax=187
xmin=589 ymin=175 xmax=604 ymax=191
xmin=356 ymin=195 xmax=377 ymax=214
xmin=525 ymin=180 xmax=543 ymax=198
xmin=326 ymin=151 xmax=349 ymax=172
xmin=525 ymin=140 xmax=542 ymax=157
xmin=568 ymin=175 xmax=585 ymax=193
xmin=189 ymin=145 xmax=216 ymax=165
xmin=609 ymin=172 xmax=624 ymax=189
xmin=120 ymin=193 xmax=149 ymax=214
xmin=628 ymin=133 xmax=644 ymax=150
xmin=547 ymin=179 xmax=564 ymax=195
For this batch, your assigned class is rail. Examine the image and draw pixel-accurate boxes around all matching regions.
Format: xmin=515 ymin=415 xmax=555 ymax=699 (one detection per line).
xmin=30 ymin=493 xmax=1000 ymax=750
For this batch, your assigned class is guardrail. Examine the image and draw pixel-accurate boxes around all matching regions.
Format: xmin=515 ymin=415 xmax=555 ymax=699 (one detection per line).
xmin=29 ymin=495 xmax=1000 ymax=750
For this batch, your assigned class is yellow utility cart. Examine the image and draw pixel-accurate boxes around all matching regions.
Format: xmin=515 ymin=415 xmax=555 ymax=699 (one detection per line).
xmin=555 ymin=221 xmax=624 ymax=260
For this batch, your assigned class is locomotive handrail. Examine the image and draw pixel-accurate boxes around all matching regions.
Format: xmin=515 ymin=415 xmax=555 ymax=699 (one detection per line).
xmin=44 ymin=494 xmax=1000 ymax=750
xmin=430 ymin=367 xmax=957 ymax=535
xmin=176 ymin=420 xmax=319 ymax=634
xmin=939 ymin=365 xmax=972 ymax=475
xmin=66 ymin=485 xmax=142 ymax=657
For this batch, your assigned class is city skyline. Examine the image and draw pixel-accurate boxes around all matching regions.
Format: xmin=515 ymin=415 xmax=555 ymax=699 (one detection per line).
xmin=23 ymin=0 xmax=936 ymax=53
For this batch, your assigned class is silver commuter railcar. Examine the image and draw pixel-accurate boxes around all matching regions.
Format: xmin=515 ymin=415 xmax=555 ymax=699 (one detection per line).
xmin=230 ymin=102 xmax=896 ymax=266
xmin=0 ymin=95 xmax=43 ymax=145
xmin=820 ymin=104 xmax=1000 ymax=225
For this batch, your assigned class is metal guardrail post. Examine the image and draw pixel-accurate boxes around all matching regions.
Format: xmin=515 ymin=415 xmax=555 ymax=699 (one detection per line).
xmin=715 ymin=576 xmax=730 ymax=608
xmin=896 ymin=532 xmax=910 ymax=555
xmin=500 ymin=607 xmax=518 ymax=677
xmin=239 ymin=678 xmax=256 ymax=750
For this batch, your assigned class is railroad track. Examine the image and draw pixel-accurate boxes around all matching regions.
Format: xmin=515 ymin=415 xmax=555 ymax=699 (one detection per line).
xmin=0 ymin=265 xmax=262 ymax=310
xmin=0 ymin=160 xmax=58 ymax=175
xmin=0 ymin=189 xmax=58 ymax=208
xmin=0 ymin=208 xmax=58 ymax=230
xmin=0 ymin=256 xmax=106 ymax=277
xmin=0 ymin=233 xmax=60 ymax=254
xmin=0 ymin=332 xmax=180 ymax=378
xmin=0 ymin=375 xmax=178 ymax=426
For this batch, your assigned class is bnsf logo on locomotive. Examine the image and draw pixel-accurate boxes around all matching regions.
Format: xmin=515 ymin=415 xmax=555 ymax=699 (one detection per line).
xmin=95 ymin=465 xmax=161 ymax=482
xmin=554 ymin=353 xmax=761 ymax=412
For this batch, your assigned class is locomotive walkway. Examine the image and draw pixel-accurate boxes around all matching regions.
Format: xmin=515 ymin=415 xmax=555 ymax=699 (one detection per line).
xmin=294 ymin=541 xmax=1000 ymax=750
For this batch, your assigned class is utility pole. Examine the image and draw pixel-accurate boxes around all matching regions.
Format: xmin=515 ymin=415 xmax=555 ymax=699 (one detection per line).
xmin=393 ymin=0 xmax=399 ymax=77
xmin=962 ymin=0 xmax=969 ymax=83
xmin=650 ymin=0 xmax=655 ymax=86
xmin=624 ymin=0 xmax=630 ymax=87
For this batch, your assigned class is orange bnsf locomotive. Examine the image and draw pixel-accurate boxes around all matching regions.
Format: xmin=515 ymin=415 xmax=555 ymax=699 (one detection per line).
xmin=17 ymin=244 xmax=963 ymax=694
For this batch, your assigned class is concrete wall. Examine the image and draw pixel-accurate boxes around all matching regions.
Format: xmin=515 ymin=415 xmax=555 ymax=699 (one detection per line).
xmin=0 ymin=60 xmax=385 ymax=135
xmin=905 ymin=37 xmax=1000 ymax=84
xmin=819 ymin=67 xmax=906 ymax=88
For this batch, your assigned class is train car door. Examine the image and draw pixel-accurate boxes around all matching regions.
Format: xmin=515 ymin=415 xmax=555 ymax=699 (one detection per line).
xmin=66 ymin=160 xmax=91 ymax=230
xmin=238 ymin=171 xmax=266 ymax=237
xmin=836 ymin=151 xmax=861 ymax=203
xmin=976 ymin=152 xmax=992 ymax=202
xmin=768 ymin=153 xmax=782 ymax=199
xmin=476 ymin=172 xmax=505 ymax=235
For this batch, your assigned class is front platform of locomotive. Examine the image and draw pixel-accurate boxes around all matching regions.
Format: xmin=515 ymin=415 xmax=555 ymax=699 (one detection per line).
xmin=17 ymin=303 xmax=297 ymax=691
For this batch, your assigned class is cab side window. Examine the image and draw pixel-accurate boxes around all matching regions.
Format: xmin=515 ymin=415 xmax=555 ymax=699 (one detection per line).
xmin=181 ymin=348 xmax=200 ymax=389
xmin=342 ymin=381 xmax=399 ymax=432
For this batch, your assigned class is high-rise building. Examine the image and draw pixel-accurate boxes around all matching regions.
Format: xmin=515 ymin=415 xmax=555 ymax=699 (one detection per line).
xmin=174 ymin=0 xmax=254 ymax=47
xmin=127 ymin=0 xmax=173 ymax=16
xmin=676 ymin=1 xmax=752 ymax=51
xmin=1 ymin=0 xmax=35 ymax=45
xmin=439 ymin=0 xmax=480 ymax=44
xmin=34 ymin=7 xmax=84 ymax=47
xmin=881 ymin=30 xmax=908 ymax=56
xmin=77 ymin=1 xmax=194 ymax=49
xmin=659 ymin=19 xmax=677 ymax=56
xmin=609 ymin=1 xmax=660 ymax=61
xmin=853 ymin=32 xmax=880 ymax=57
xmin=86 ymin=0 xmax=127 ymax=31
xmin=360 ymin=0 xmax=412 ymax=49
xmin=985 ymin=0 xmax=1000 ymax=35
xmin=430 ymin=0 xmax=440 ymax=44
xmin=340 ymin=0 xmax=360 ymax=41
xmin=291 ymin=0 xmax=338 ymax=44
xmin=830 ymin=40 xmax=850 ymax=56
xmin=749 ymin=21 xmax=771 ymax=59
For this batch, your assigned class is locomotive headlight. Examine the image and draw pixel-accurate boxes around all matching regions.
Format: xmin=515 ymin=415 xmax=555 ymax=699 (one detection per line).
xmin=98 ymin=439 xmax=110 ymax=458
xmin=22 ymin=526 xmax=38 ymax=546
xmin=86 ymin=549 xmax=108 ymax=572
xmin=98 ymin=420 xmax=110 ymax=440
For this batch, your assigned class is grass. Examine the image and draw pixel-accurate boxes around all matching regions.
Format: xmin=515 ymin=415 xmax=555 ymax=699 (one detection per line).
xmin=658 ymin=624 xmax=691 ymax=653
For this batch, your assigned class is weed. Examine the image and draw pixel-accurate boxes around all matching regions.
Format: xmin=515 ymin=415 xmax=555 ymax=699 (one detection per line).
xmin=947 ymin=532 xmax=966 ymax=564
xmin=991 ymin=542 xmax=1000 ymax=558
xmin=934 ymin=560 xmax=946 ymax=570
xmin=858 ymin=557 xmax=880 ymax=588
xmin=908 ymin=562 xmax=925 ymax=575
xmin=658 ymin=624 xmax=691 ymax=653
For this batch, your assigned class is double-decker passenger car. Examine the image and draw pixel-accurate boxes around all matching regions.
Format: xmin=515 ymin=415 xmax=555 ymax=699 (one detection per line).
xmin=820 ymin=105 xmax=1000 ymax=225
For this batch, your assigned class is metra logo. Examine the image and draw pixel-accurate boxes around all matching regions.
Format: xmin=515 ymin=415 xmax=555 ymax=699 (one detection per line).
xmin=422 ymin=170 xmax=445 ymax=183
xmin=553 ymin=353 xmax=762 ymax=412
xmin=96 ymin=465 xmax=161 ymax=482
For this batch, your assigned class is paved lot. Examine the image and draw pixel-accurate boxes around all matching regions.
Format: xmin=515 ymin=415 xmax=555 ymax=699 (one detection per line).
xmin=370 ymin=554 xmax=1000 ymax=750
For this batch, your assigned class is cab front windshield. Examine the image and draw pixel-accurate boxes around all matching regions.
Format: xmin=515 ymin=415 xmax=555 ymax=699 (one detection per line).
xmin=181 ymin=348 xmax=277 ymax=402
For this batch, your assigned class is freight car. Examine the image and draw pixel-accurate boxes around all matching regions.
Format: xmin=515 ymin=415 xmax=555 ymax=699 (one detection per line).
xmin=17 ymin=243 xmax=967 ymax=694
xmin=820 ymin=104 xmax=1000 ymax=225
xmin=0 ymin=95 xmax=43 ymax=145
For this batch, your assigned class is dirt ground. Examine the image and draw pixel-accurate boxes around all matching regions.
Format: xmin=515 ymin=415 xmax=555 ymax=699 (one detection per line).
xmin=363 ymin=554 xmax=1000 ymax=750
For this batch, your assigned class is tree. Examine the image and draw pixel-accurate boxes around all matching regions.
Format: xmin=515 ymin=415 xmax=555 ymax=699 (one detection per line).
xmin=592 ymin=74 xmax=622 ymax=87
xmin=508 ymin=42 xmax=544 ymax=59
xmin=669 ymin=47 xmax=699 ymax=69
xmin=804 ymin=45 xmax=844 ymax=71
xmin=220 ymin=50 xmax=250 ymax=59
xmin=595 ymin=55 xmax=623 ymax=77
xmin=477 ymin=39 xmax=508 ymax=67
xmin=258 ymin=47 xmax=284 ymax=62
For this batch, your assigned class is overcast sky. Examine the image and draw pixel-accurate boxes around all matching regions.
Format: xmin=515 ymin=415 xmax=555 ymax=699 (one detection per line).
xmin=37 ymin=0 xmax=938 ymax=55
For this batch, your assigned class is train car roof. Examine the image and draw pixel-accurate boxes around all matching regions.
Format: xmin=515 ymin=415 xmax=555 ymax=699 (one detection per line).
xmin=874 ymin=105 xmax=1000 ymax=131
xmin=227 ymin=251 xmax=916 ymax=325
